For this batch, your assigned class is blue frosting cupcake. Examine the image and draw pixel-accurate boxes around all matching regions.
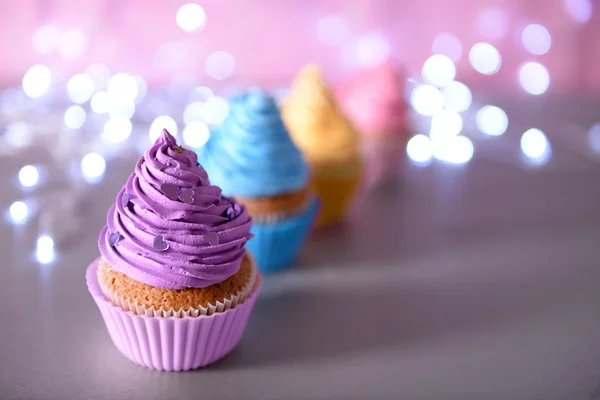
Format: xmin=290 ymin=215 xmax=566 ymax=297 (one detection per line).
xmin=198 ymin=89 xmax=319 ymax=273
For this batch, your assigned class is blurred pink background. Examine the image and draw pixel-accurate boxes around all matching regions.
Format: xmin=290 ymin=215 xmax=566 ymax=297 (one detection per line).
xmin=0 ymin=0 xmax=598 ymax=93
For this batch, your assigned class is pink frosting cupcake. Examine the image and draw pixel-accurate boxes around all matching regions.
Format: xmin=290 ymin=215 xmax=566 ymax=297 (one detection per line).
xmin=336 ymin=60 xmax=409 ymax=186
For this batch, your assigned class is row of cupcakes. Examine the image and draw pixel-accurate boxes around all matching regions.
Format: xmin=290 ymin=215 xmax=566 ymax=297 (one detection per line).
xmin=195 ymin=61 xmax=409 ymax=272
xmin=85 ymin=60 xmax=408 ymax=372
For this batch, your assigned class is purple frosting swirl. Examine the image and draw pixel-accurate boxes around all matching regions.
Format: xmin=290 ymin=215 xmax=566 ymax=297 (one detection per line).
xmin=98 ymin=129 xmax=253 ymax=289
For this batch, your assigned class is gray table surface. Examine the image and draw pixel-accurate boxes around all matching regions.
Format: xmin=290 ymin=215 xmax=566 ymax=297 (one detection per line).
xmin=1 ymin=101 xmax=600 ymax=400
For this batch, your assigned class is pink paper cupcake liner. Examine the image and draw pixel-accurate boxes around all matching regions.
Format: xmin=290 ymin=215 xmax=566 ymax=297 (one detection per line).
xmin=86 ymin=259 xmax=261 ymax=371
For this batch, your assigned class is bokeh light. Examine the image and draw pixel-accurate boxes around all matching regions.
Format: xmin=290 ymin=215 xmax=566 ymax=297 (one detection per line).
xmin=8 ymin=201 xmax=29 ymax=225
xmin=475 ymin=8 xmax=508 ymax=40
xmin=4 ymin=122 xmax=33 ymax=148
xmin=102 ymin=118 xmax=132 ymax=143
xmin=430 ymin=110 xmax=463 ymax=141
xmin=522 ymin=24 xmax=552 ymax=55
xmin=32 ymin=25 xmax=60 ymax=55
xmin=108 ymin=97 xmax=136 ymax=119
xmin=202 ymin=97 xmax=230 ymax=125
xmin=588 ymin=123 xmax=600 ymax=153
xmin=90 ymin=91 xmax=110 ymax=114
xmin=35 ymin=235 xmax=55 ymax=264
xmin=519 ymin=62 xmax=550 ymax=95
xmin=433 ymin=136 xmax=474 ymax=165
xmin=18 ymin=165 xmax=40 ymax=188
xmin=432 ymin=33 xmax=462 ymax=62
xmin=442 ymin=81 xmax=472 ymax=112
xmin=183 ymin=122 xmax=211 ymax=148
xmin=317 ymin=16 xmax=348 ymax=46
xmin=81 ymin=153 xmax=106 ymax=183
xmin=134 ymin=75 xmax=147 ymax=103
xmin=85 ymin=63 xmax=111 ymax=90
xmin=176 ymin=3 xmax=207 ymax=32
xmin=184 ymin=101 xmax=205 ymax=124
xmin=107 ymin=73 xmax=138 ymax=101
xmin=149 ymin=116 xmax=178 ymax=142
xmin=356 ymin=33 xmax=391 ymax=67
xmin=421 ymin=55 xmax=456 ymax=87
xmin=521 ymin=128 xmax=551 ymax=164
xmin=64 ymin=105 xmax=86 ymax=129
xmin=58 ymin=29 xmax=87 ymax=59
xmin=410 ymin=85 xmax=444 ymax=117
xmin=66 ymin=74 xmax=95 ymax=104
xmin=205 ymin=51 xmax=235 ymax=80
xmin=469 ymin=43 xmax=502 ymax=75
xmin=22 ymin=65 xmax=52 ymax=98
xmin=406 ymin=134 xmax=433 ymax=164
xmin=190 ymin=86 xmax=214 ymax=102
xmin=564 ymin=0 xmax=593 ymax=23
xmin=476 ymin=106 xmax=508 ymax=136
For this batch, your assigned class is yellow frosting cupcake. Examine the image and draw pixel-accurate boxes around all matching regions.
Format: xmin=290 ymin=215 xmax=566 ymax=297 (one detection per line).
xmin=282 ymin=65 xmax=362 ymax=226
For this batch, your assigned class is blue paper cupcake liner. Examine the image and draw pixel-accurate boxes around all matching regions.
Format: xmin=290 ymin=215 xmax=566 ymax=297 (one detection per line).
xmin=247 ymin=198 xmax=320 ymax=274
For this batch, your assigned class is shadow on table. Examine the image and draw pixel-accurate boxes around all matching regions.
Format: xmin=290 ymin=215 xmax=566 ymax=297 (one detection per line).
xmin=210 ymin=269 xmax=558 ymax=370
xmin=297 ymin=182 xmax=439 ymax=269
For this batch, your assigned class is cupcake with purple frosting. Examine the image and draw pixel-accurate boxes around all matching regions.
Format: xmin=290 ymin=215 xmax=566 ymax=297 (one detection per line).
xmin=86 ymin=129 xmax=260 ymax=371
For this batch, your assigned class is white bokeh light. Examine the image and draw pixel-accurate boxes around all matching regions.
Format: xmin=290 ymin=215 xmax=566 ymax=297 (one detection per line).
xmin=202 ymin=97 xmax=230 ymax=125
xmin=588 ymin=123 xmax=600 ymax=153
xmin=22 ymin=65 xmax=52 ymax=98
xmin=184 ymin=101 xmax=205 ymax=124
xmin=522 ymin=24 xmax=552 ymax=55
xmin=521 ymin=128 xmax=551 ymax=164
xmin=564 ymin=0 xmax=593 ymax=23
xmin=432 ymin=33 xmax=462 ymax=62
xmin=176 ymin=3 xmax=207 ymax=32
xmin=149 ymin=116 xmax=178 ymax=142
xmin=102 ymin=118 xmax=132 ymax=143
xmin=356 ymin=33 xmax=391 ymax=67
xmin=469 ymin=43 xmax=502 ymax=75
xmin=134 ymin=75 xmax=147 ymax=103
xmin=433 ymin=136 xmax=474 ymax=165
xmin=81 ymin=153 xmax=106 ymax=182
xmin=476 ymin=106 xmax=508 ymax=136
xmin=64 ymin=105 xmax=86 ymax=129
xmin=4 ymin=122 xmax=33 ymax=148
xmin=107 ymin=73 xmax=138 ymax=101
xmin=430 ymin=110 xmax=463 ymax=141
xmin=90 ymin=91 xmax=110 ymax=114
xmin=183 ymin=122 xmax=211 ymax=148
xmin=317 ymin=16 xmax=348 ymax=46
xmin=519 ymin=62 xmax=550 ymax=95
xmin=406 ymin=134 xmax=433 ymax=164
xmin=18 ymin=165 xmax=40 ymax=188
xmin=475 ymin=8 xmax=508 ymax=40
xmin=58 ymin=29 xmax=87 ymax=59
xmin=410 ymin=85 xmax=444 ymax=117
xmin=66 ymin=74 xmax=95 ymax=104
xmin=36 ymin=235 xmax=55 ymax=264
xmin=37 ymin=235 xmax=54 ymax=251
xmin=205 ymin=51 xmax=235 ymax=81
xmin=442 ymin=81 xmax=472 ymax=112
xmin=85 ymin=63 xmax=111 ymax=90
xmin=9 ymin=201 xmax=29 ymax=224
xmin=190 ymin=86 xmax=214 ymax=102
xmin=421 ymin=55 xmax=456 ymax=88
xmin=108 ymin=97 xmax=136 ymax=119
xmin=32 ymin=25 xmax=60 ymax=54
